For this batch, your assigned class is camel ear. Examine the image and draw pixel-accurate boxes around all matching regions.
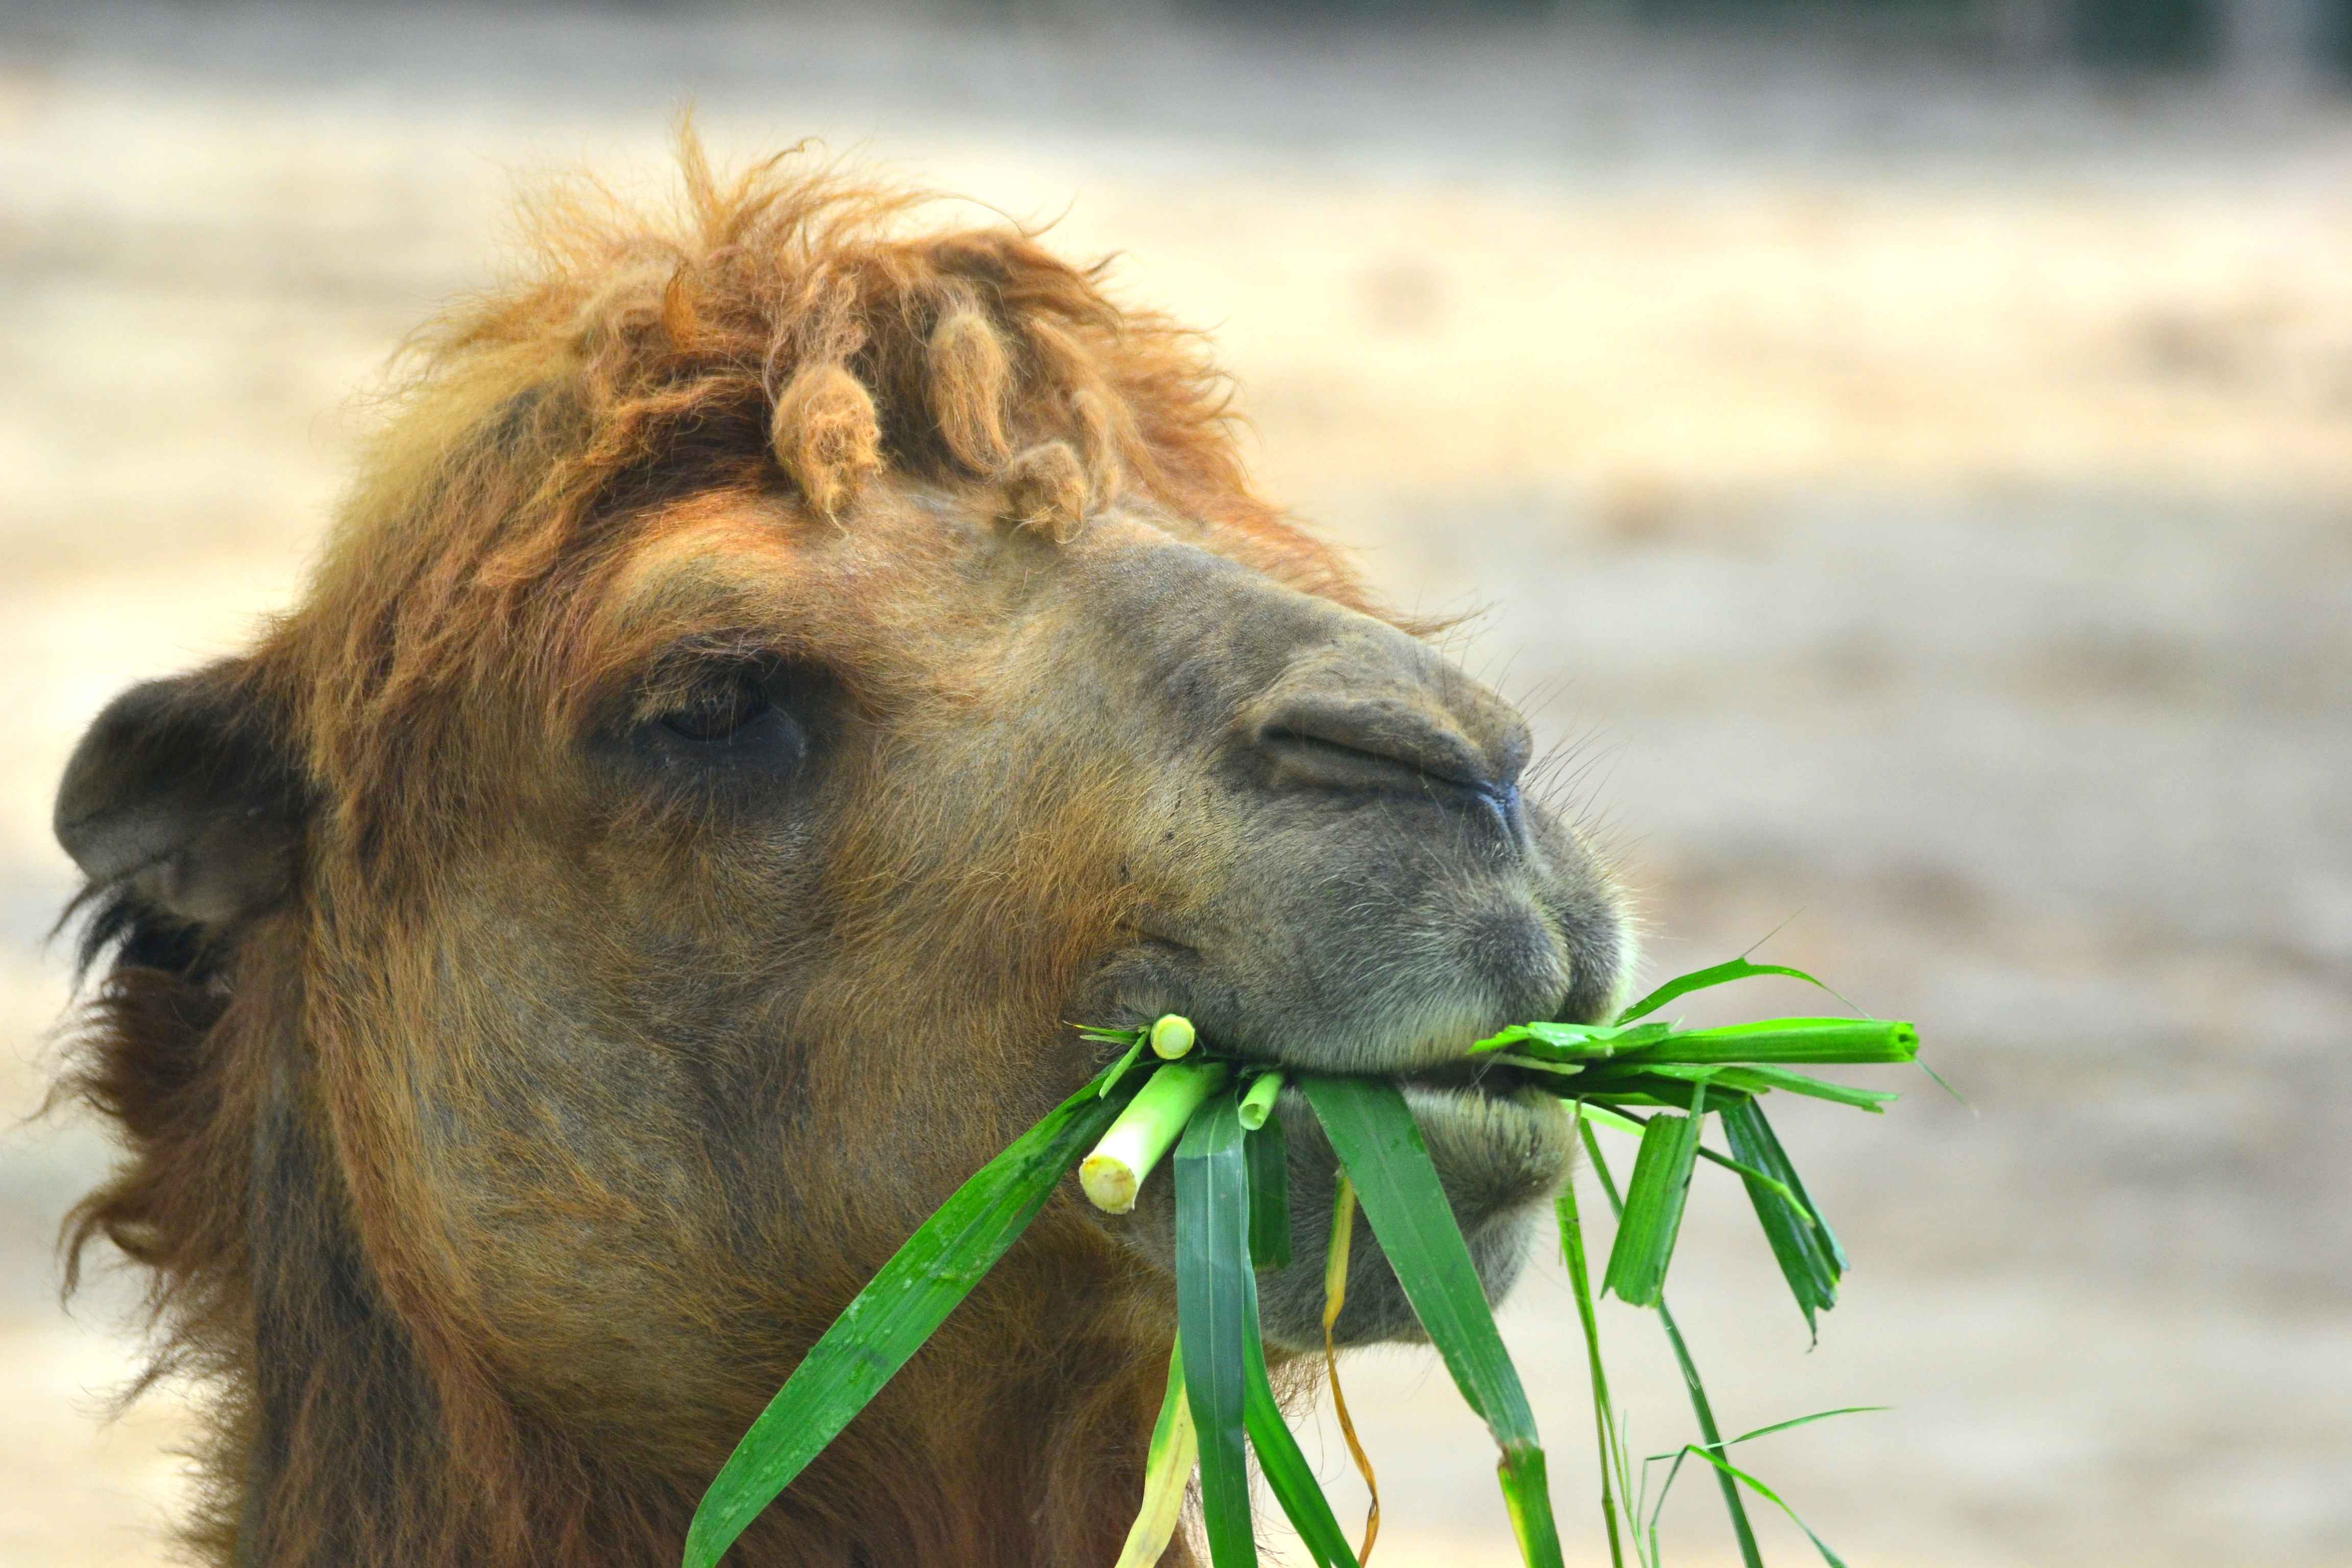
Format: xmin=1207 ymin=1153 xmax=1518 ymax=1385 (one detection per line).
xmin=55 ymin=669 xmax=305 ymax=929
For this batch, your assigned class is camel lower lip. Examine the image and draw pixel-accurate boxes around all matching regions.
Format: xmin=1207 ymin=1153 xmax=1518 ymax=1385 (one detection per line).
xmin=1389 ymin=1072 xmax=1558 ymax=1119
xmin=1390 ymin=1079 xmax=1578 ymax=1183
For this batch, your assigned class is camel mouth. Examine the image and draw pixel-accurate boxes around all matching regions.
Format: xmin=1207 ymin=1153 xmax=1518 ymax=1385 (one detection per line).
xmin=1076 ymin=990 xmax=1575 ymax=1352
xmin=1387 ymin=1053 xmax=1548 ymax=1101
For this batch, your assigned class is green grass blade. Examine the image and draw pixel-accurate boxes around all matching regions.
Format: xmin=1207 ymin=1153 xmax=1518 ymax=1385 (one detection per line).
xmin=1582 ymin=1128 xmax=1763 ymax=1568
xmin=1299 ymin=1075 xmax=1564 ymax=1568
xmin=1113 ymin=1337 xmax=1200 ymax=1568
xmin=1616 ymin=958 xmax=1835 ymax=1024
xmin=1918 ymin=1056 xmax=1971 ymax=1105
xmin=1562 ymin=1068 xmax=1754 ymax=1108
xmin=1473 ymin=1020 xmax=1609 ymax=1054
xmin=1493 ymin=1054 xmax=1590 ymax=1083
xmin=1656 ymin=1303 xmax=1758 ymax=1568
xmin=683 ymin=1072 xmax=1135 ymax=1567
xmin=1665 ymin=1447 xmax=1853 ymax=1568
xmin=1718 ymin=1098 xmax=1843 ymax=1338
xmin=1177 ymin=1093 xmax=1259 ymax=1568
xmin=1613 ymin=1018 xmax=1918 ymax=1065
xmin=1600 ymin=1082 xmax=1707 ymax=1309
xmin=1632 ymin=1061 xmax=1897 ymax=1112
xmin=1181 ymin=1092 xmax=1356 ymax=1568
xmin=1718 ymin=1406 xmax=1889 ymax=1448
xmin=1297 ymin=1080 xmax=1540 ymax=1437
xmin=1555 ymin=1169 xmax=1628 ymax=1568
xmin=1498 ymin=1448 xmax=1563 ymax=1568
xmin=1247 ymin=1108 xmax=1293 ymax=1270
xmin=1635 ymin=1405 xmax=1883 ymax=1566
xmin=1097 ymin=1032 xmax=1152 ymax=1098
xmin=1569 ymin=1101 xmax=1809 ymax=1213
xmin=1472 ymin=1020 xmax=1674 ymax=1060
xmin=1564 ymin=1099 xmax=1649 ymax=1138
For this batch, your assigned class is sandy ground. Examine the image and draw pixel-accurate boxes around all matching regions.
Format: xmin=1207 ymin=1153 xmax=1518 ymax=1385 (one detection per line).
xmin=3 ymin=4 xmax=2349 ymax=1564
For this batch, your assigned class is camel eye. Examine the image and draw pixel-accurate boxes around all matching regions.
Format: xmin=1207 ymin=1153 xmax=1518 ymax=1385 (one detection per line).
xmin=630 ymin=658 xmax=815 ymax=781
xmin=660 ymin=677 xmax=773 ymax=742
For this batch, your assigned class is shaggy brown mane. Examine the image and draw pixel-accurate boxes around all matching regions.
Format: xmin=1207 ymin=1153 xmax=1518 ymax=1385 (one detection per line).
xmin=280 ymin=138 xmax=1365 ymax=865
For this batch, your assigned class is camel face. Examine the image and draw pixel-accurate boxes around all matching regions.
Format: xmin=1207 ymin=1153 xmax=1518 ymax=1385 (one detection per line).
xmin=406 ymin=474 xmax=1631 ymax=1370
xmin=48 ymin=153 xmax=1631 ymax=1564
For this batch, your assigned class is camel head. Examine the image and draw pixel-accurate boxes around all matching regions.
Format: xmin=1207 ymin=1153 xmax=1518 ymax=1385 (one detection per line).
xmin=52 ymin=149 xmax=1630 ymax=1567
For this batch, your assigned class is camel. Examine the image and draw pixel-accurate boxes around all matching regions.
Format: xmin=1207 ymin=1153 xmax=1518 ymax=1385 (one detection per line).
xmin=51 ymin=143 xmax=1632 ymax=1567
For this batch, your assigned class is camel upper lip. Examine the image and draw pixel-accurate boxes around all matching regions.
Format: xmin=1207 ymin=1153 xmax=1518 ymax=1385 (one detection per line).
xmin=1086 ymin=1019 xmax=1538 ymax=1100
xmin=1093 ymin=936 xmax=1578 ymax=1093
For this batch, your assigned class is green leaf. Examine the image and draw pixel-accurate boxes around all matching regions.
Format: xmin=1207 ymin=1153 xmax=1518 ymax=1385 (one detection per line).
xmin=1918 ymin=1056 xmax=1971 ymax=1105
xmin=1472 ymin=1020 xmax=1674 ymax=1060
xmin=1719 ymin=1098 xmax=1845 ymax=1338
xmin=1298 ymin=1076 xmax=1564 ymax=1568
xmin=1112 ymin=1338 xmax=1199 ymax=1568
xmin=1611 ymin=1017 xmax=1919 ymax=1065
xmin=683 ymin=1070 xmax=1135 ymax=1567
xmin=1632 ymin=1061 xmax=1898 ymax=1112
xmin=1562 ymin=1099 xmax=1649 ymax=1138
xmin=1656 ymin=1445 xmax=1854 ymax=1568
xmin=1717 ymin=1406 xmax=1889 ymax=1448
xmin=1569 ymin=1100 xmax=1809 ymax=1212
xmin=1498 ymin=1449 xmax=1563 ymax=1568
xmin=1555 ymin=1171 xmax=1629 ymax=1568
xmin=1097 ymin=1032 xmax=1152 ymax=1098
xmin=1600 ymin=1081 xmax=1707 ymax=1308
xmin=1581 ymin=1128 xmax=1763 ymax=1568
xmin=1180 ymin=1095 xmax=1356 ymax=1568
xmin=1616 ymin=957 xmax=1836 ymax=1024
xmin=1727 ymin=1096 xmax=1847 ymax=1282
xmin=1246 ymin=1109 xmax=1293 ymax=1271
xmin=1176 ymin=1093 xmax=1259 ymax=1568
xmin=1633 ymin=1402 xmax=1886 ymax=1563
xmin=1565 ymin=1068 xmax=1755 ymax=1108
xmin=1490 ymin=1054 xmax=1590 ymax=1083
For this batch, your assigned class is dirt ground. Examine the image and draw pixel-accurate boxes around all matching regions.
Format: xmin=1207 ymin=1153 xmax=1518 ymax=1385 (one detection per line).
xmin=3 ymin=5 xmax=2348 ymax=1564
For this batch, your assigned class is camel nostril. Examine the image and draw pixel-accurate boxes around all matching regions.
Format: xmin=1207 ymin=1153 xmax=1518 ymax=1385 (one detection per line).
xmin=1254 ymin=692 xmax=1523 ymax=814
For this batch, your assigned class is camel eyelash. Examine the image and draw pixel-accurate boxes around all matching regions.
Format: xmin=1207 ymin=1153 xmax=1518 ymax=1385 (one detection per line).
xmin=605 ymin=627 xmax=810 ymax=723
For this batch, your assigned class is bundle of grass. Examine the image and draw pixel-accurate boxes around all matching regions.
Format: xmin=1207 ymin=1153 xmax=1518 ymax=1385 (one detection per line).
xmin=681 ymin=957 xmax=1926 ymax=1568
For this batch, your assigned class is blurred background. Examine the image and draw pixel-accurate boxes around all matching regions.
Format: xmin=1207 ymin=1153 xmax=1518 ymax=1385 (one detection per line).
xmin=4 ymin=1 xmax=2349 ymax=1564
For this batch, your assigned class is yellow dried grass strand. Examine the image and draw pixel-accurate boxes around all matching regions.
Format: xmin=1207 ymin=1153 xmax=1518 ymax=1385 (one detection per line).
xmin=1112 ymin=1342 xmax=1197 ymax=1568
xmin=1322 ymin=1173 xmax=1381 ymax=1563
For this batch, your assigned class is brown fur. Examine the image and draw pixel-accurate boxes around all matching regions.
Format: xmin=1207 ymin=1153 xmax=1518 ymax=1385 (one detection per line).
xmin=999 ymin=440 xmax=1094 ymax=542
xmin=55 ymin=136 xmax=1627 ymax=1568
xmin=55 ymin=141 xmax=1379 ymax=1568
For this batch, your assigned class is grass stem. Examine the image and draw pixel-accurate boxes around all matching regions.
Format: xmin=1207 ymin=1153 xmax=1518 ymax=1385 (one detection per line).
xmin=1555 ymin=1158 xmax=1627 ymax=1568
xmin=1150 ymin=1013 xmax=1198 ymax=1059
xmin=1580 ymin=1123 xmax=1765 ymax=1568
xmin=1080 ymin=1059 xmax=1231 ymax=1212
xmin=1238 ymin=1070 xmax=1286 ymax=1131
